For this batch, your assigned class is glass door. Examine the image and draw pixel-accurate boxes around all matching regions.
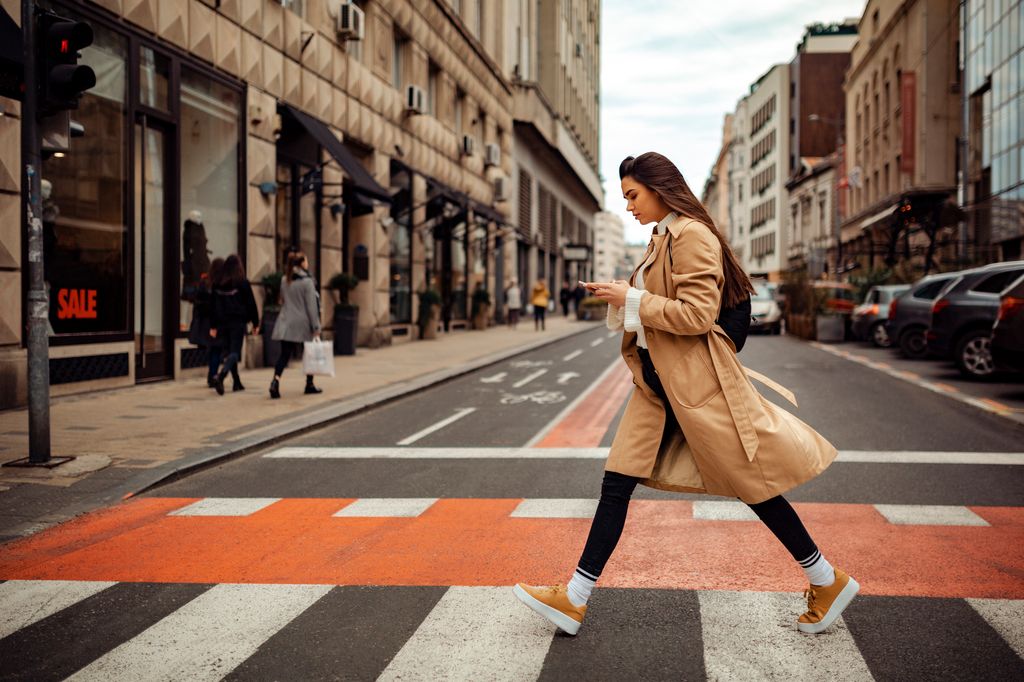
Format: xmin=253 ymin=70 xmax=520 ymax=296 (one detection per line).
xmin=133 ymin=116 xmax=173 ymax=380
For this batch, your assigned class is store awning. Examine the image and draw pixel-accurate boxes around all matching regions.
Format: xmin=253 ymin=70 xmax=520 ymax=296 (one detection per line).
xmin=858 ymin=203 xmax=898 ymax=231
xmin=426 ymin=177 xmax=469 ymax=208
xmin=279 ymin=104 xmax=391 ymax=204
xmin=472 ymin=203 xmax=506 ymax=225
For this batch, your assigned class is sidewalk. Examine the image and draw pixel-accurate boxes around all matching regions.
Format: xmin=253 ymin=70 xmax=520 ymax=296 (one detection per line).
xmin=0 ymin=317 xmax=598 ymax=541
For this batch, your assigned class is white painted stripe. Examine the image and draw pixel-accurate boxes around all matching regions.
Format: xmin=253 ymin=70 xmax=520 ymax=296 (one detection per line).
xmin=334 ymin=498 xmax=438 ymax=517
xmin=264 ymin=446 xmax=1024 ymax=466
xmin=524 ymin=360 xmax=621 ymax=447
xmin=836 ymin=450 xmax=1024 ymax=465
xmin=606 ymin=331 xmax=618 ymax=338
xmin=966 ymin=598 xmax=1024 ymax=659
xmin=873 ymin=504 xmax=990 ymax=526
xmin=169 ymin=497 xmax=280 ymax=517
xmin=510 ymin=498 xmax=599 ymax=518
xmin=378 ymin=586 xmax=554 ymax=681
xmin=562 ymin=349 xmax=583 ymax=361
xmin=693 ymin=500 xmax=759 ymax=521
xmin=512 ymin=369 xmax=547 ymax=388
xmin=0 ymin=580 xmax=115 ymax=640
xmin=698 ymin=590 xmax=872 ymax=680
xmin=589 ymin=337 xmax=604 ymax=347
xmin=396 ymin=408 xmax=476 ymax=446
xmin=264 ymin=446 xmax=609 ymax=459
xmin=66 ymin=583 xmax=331 ymax=682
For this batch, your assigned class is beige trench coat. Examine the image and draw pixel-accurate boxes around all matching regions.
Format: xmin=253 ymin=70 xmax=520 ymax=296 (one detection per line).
xmin=605 ymin=217 xmax=837 ymax=504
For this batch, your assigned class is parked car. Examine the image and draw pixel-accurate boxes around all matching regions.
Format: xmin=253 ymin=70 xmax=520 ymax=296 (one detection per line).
xmin=852 ymin=284 xmax=911 ymax=347
xmin=750 ymin=280 xmax=782 ymax=335
xmin=927 ymin=260 xmax=1024 ymax=378
xmin=992 ymin=273 xmax=1024 ymax=374
xmin=887 ymin=272 xmax=959 ymax=358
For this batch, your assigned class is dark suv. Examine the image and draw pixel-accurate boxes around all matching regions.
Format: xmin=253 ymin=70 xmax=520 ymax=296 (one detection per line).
xmin=926 ymin=261 xmax=1024 ymax=378
xmin=887 ymin=272 xmax=958 ymax=358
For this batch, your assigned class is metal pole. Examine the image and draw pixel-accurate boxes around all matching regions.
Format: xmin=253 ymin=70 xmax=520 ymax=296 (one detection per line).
xmin=834 ymin=125 xmax=843 ymax=278
xmin=957 ymin=0 xmax=969 ymax=266
xmin=22 ymin=0 xmax=51 ymax=464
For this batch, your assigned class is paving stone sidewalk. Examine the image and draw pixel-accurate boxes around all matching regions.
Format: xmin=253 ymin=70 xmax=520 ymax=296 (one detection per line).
xmin=0 ymin=317 xmax=599 ymax=540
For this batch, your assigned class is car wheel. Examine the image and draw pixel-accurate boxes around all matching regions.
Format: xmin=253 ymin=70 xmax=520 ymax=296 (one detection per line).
xmin=772 ymin=323 xmax=782 ymax=335
xmin=955 ymin=330 xmax=995 ymax=378
xmin=870 ymin=322 xmax=892 ymax=348
xmin=898 ymin=328 xmax=928 ymax=359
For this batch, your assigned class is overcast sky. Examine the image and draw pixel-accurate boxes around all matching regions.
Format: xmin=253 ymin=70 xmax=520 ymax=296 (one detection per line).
xmin=600 ymin=0 xmax=868 ymax=244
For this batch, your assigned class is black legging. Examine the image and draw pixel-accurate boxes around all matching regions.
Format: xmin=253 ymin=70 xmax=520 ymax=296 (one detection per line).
xmin=274 ymin=340 xmax=302 ymax=377
xmin=216 ymin=323 xmax=244 ymax=384
xmin=577 ymin=349 xmax=817 ymax=579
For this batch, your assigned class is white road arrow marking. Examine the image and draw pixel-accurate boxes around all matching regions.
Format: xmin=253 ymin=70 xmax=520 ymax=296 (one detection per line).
xmin=479 ymin=372 xmax=507 ymax=383
xmin=512 ymin=369 xmax=547 ymax=388
xmin=556 ymin=372 xmax=579 ymax=385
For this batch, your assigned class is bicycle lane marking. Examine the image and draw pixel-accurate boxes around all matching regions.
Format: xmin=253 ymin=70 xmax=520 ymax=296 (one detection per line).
xmin=525 ymin=360 xmax=630 ymax=448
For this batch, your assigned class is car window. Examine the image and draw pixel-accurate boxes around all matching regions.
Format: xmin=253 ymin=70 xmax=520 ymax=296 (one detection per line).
xmin=914 ymin=279 xmax=950 ymax=299
xmin=972 ymin=269 xmax=1024 ymax=294
xmin=866 ymin=290 xmax=880 ymax=304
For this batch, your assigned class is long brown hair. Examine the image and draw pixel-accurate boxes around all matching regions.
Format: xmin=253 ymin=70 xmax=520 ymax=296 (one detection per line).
xmin=619 ymin=152 xmax=754 ymax=308
xmin=217 ymin=254 xmax=246 ymax=289
xmin=286 ymin=251 xmax=308 ymax=282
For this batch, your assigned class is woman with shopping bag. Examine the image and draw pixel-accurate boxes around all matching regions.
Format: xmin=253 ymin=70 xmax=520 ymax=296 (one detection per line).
xmin=269 ymin=251 xmax=324 ymax=399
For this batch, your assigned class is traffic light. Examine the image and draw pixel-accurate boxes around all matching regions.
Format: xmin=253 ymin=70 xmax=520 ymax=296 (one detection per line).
xmin=36 ymin=12 xmax=95 ymax=116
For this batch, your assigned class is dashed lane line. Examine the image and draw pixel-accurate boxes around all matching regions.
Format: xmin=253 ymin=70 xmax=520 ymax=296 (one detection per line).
xmin=562 ymin=349 xmax=583 ymax=361
xmin=512 ymin=369 xmax=548 ymax=388
xmin=396 ymin=408 xmax=477 ymax=446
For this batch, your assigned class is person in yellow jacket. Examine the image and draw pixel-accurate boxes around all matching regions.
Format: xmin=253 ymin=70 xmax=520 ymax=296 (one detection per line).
xmin=530 ymin=279 xmax=551 ymax=331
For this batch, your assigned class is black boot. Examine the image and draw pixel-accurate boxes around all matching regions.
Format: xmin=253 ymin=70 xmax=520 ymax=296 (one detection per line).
xmin=269 ymin=378 xmax=280 ymax=399
xmin=232 ymin=380 xmax=245 ymax=392
xmin=214 ymin=371 xmax=226 ymax=396
xmin=207 ymin=375 xmax=216 ymax=388
xmin=304 ymin=377 xmax=322 ymax=395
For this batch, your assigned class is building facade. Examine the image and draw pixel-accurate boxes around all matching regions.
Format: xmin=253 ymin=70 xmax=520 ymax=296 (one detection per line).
xmin=840 ymin=0 xmax=962 ymax=277
xmin=592 ymin=210 xmax=623 ymax=282
xmin=726 ymin=97 xmax=750 ymax=262
xmin=0 ymin=0 xmax=600 ymax=408
xmin=962 ymin=0 xmax=1024 ymax=261
xmin=786 ymin=155 xmax=838 ymax=278
xmin=702 ymin=113 xmax=733 ymax=243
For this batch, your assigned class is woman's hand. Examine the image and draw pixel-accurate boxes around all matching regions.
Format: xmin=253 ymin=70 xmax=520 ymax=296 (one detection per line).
xmin=209 ymin=328 xmax=218 ymax=339
xmin=589 ymin=280 xmax=629 ymax=308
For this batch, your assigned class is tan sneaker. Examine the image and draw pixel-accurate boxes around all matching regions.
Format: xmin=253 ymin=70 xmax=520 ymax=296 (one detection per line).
xmin=513 ymin=583 xmax=587 ymax=635
xmin=797 ymin=567 xmax=860 ymax=634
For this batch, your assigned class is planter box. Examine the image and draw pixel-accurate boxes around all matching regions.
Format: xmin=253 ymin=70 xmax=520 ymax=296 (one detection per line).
xmin=471 ymin=303 xmax=491 ymax=330
xmin=419 ymin=305 xmax=440 ymax=339
xmin=816 ymin=314 xmax=845 ymax=343
xmin=333 ymin=306 xmax=359 ymax=355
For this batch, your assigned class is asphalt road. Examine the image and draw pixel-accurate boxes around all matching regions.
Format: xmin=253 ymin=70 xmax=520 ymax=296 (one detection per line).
xmin=1 ymin=327 xmax=1021 ymax=681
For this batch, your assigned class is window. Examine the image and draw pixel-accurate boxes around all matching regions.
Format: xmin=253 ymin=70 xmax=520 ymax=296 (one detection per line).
xmin=972 ymin=269 xmax=1024 ymax=293
xmin=428 ymin=62 xmax=440 ymax=116
xmin=474 ymin=0 xmax=483 ymax=38
xmin=179 ymin=68 xmax=242 ymax=331
xmin=43 ymin=23 xmax=129 ymax=336
xmin=914 ymin=279 xmax=950 ymax=299
xmin=392 ymin=30 xmax=406 ymax=89
xmin=455 ymin=89 xmax=465 ymax=132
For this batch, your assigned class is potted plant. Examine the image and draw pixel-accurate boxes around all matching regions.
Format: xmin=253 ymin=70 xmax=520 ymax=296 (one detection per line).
xmin=260 ymin=272 xmax=283 ymax=366
xmin=417 ymin=288 xmax=442 ymax=340
xmin=328 ymin=272 xmax=360 ymax=355
xmin=576 ymin=295 xmax=607 ymax=321
xmin=470 ymin=286 xmax=492 ymax=330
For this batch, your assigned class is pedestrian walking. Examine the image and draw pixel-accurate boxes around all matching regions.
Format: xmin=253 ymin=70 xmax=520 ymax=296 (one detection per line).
xmin=530 ymin=279 xmax=550 ymax=331
xmin=505 ymin=279 xmax=522 ymax=329
xmin=210 ymin=255 xmax=259 ymax=395
xmin=188 ymin=257 xmax=224 ymax=388
xmin=572 ymin=281 xmax=587 ymax=316
xmin=514 ymin=152 xmax=857 ymax=637
xmin=559 ymin=280 xmax=572 ymax=317
xmin=269 ymin=251 xmax=323 ymax=399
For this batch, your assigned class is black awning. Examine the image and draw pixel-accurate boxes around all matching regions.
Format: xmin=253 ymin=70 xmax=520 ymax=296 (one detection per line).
xmin=279 ymin=103 xmax=391 ymax=203
xmin=472 ymin=203 xmax=506 ymax=225
xmin=426 ymin=178 xmax=469 ymax=207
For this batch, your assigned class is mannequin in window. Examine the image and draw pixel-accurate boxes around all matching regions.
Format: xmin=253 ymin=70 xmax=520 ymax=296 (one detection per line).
xmin=182 ymin=209 xmax=211 ymax=302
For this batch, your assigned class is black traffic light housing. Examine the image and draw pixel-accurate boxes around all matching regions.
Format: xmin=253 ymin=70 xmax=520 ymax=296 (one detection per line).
xmin=36 ymin=11 xmax=95 ymax=116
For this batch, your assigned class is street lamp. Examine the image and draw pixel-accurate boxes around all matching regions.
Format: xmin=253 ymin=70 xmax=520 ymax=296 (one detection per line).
xmin=808 ymin=114 xmax=845 ymax=277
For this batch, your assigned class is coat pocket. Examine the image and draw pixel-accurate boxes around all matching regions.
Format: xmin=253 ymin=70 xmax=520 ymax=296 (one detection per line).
xmin=667 ymin=342 xmax=722 ymax=408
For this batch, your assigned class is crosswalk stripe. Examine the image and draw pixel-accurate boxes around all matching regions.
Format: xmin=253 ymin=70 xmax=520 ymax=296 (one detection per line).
xmin=967 ymin=598 xmax=1024 ymax=660
xmin=692 ymin=500 xmax=759 ymax=521
xmin=377 ymin=586 xmax=555 ymax=681
xmin=65 ymin=583 xmax=331 ymax=681
xmin=873 ymin=504 xmax=990 ymax=526
xmin=697 ymin=590 xmax=874 ymax=680
xmin=510 ymin=498 xmax=599 ymax=518
xmin=262 ymin=446 xmax=1024 ymax=465
xmin=0 ymin=580 xmax=115 ymax=640
xmin=333 ymin=498 xmax=438 ymax=517
xmin=169 ymin=497 xmax=280 ymax=516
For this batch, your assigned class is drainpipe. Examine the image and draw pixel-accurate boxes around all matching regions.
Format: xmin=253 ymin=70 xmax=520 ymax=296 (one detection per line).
xmin=957 ymin=0 xmax=969 ymax=265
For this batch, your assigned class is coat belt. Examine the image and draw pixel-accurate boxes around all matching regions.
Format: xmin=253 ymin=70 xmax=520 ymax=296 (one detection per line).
xmin=707 ymin=325 xmax=798 ymax=462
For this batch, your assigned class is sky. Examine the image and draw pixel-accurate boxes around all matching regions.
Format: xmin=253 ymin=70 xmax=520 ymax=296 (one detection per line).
xmin=600 ymin=0 xmax=868 ymax=244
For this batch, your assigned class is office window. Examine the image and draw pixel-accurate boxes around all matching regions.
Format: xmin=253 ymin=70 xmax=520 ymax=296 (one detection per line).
xmin=392 ymin=30 xmax=405 ymax=89
xmin=428 ymin=62 xmax=440 ymax=116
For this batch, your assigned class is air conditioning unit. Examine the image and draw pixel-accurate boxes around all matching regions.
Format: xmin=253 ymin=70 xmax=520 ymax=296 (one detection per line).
xmin=405 ymin=85 xmax=425 ymax=115
xmin=337 ymin=2 xmax=365 ymax=41
xmin=484 ymin=143 xmax=500 ymax=167
xmin=494 ymin=176 xmax=509 ymax=201
xmin=461 ymin=134 xmax=476 ymax=156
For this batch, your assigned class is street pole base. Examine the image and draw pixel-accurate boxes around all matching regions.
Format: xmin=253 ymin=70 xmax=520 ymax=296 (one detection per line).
xmin=3 ymin=456 xmax=77 ymax=469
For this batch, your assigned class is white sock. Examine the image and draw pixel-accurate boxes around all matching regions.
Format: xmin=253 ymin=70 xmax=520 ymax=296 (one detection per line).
xmin=566 ymin=567 xmax=598 ymax=607
xmin=799 ymin=549 xmax=835 ymax=587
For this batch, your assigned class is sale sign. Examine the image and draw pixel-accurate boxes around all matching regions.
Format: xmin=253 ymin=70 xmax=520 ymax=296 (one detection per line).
xmin=57 ymin=288 xmax=98 ymax=320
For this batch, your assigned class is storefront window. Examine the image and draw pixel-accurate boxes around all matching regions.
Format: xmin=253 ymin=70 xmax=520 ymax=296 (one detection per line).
xmin=450 ymin=220 xmax=468 ymax=319
xmin=42 ymin=23 xmax=128 ymax=336
xmin=179 ymin=68 xmax=241 ymax=329
xmin=139 ymin=46 xmax=170 ymax=112
xmin=389 ymin=163 xmax=412 ymax=324
xmin=275 ymin=162 xmax=318 ymax=278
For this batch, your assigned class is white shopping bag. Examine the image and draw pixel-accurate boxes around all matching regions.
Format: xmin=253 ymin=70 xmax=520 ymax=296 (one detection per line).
xmin=302 ymin=340 xmax=336 ymax=377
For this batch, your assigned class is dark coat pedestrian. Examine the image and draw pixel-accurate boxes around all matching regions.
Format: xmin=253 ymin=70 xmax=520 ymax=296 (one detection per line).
xmin=210 ymin=255 xmax=259 ymax=395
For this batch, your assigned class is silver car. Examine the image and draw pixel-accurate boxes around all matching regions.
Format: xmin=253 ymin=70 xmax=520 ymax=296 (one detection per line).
xmin=750 ymin=281 xmax=782 ymax=335
xmin=852 ymin=284 xmax=911 ymax=347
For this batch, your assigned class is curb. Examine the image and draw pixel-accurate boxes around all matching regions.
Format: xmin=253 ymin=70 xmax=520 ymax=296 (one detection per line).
xmin=121 ymin=322 xmax=604 ymax=498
